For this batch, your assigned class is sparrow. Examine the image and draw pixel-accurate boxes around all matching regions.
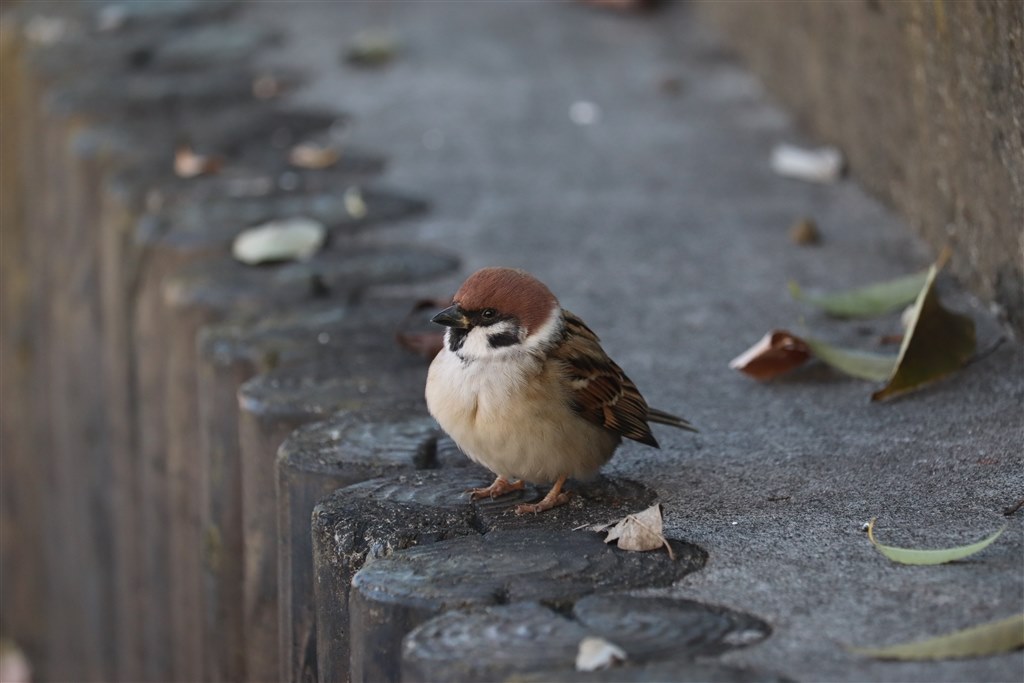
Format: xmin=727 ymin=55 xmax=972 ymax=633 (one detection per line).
xmin=425 ymin=267 xmax=696 ymax=514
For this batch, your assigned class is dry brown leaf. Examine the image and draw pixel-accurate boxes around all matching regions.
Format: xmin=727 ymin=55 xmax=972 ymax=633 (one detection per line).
xmin=731 ymin=329 xmax=896 ymax=382
xmin=729 ymin=330 xmax=812 ymax=380
xmin=395 ymin=298 xmax=449 ymax=361
xmin=174 ymin=145 xmax=223 ymax=178
xmin=596 ymin=503 xmax=675 ymax=560
xmin=289 ymin=142 xmax=341 ymax=169
xmin=789 ymin=217 xmax=821 ymax=245
xmin=878 ymin=334 xmax=904 ymax=346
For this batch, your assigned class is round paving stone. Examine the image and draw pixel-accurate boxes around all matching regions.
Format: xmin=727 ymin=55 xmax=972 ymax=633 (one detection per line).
xmin=350 ymin=528 xmax=705 ymax=683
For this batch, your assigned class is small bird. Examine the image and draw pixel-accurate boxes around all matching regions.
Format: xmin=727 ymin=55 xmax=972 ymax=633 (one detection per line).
xmin=425 ymin=267 xmax=696 ymax=514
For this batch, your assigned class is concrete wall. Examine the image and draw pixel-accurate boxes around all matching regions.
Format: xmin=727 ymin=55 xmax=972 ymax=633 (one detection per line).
xmin=699 ymin=0 xmax=1023 ymax=333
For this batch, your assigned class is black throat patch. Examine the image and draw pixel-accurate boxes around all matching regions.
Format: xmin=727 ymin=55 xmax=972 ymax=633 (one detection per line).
xmin=447 ymin=328 xmax=468 ymax=353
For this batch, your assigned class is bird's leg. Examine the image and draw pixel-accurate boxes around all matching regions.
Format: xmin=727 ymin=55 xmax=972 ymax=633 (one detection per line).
xmin=514 ymin=475 xmax=571 ymax=515
xmin=468 ymin=475 xmax=526 ymax=500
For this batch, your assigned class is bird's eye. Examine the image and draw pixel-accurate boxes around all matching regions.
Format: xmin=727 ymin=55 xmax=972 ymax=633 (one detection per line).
xmin=481 ymin=308 xmax=497 ymax=320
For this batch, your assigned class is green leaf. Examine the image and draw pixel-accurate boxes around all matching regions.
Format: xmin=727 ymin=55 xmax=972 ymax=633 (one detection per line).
xmin=851 ymin=613 xmax=1024 ymax=660
xmin=803 ymin=337 xmax=896 ymax=382
xmin=871 ymin=263 xmax=976 ymax=401
xmin=866 ymin=518 xmax=1006 ymax=565
xmin=789 ymin=270 xmax=928 ymax=318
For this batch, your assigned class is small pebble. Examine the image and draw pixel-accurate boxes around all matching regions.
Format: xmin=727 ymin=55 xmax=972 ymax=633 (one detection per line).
xmin=789 ymin=217 xmax=821 ymax=246
xmin=658 ymin=75 xmax=684 ymax=96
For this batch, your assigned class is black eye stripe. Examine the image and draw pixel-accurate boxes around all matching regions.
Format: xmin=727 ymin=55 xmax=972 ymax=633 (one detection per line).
xmin=487 ymin=331 xmax=520 ymax=348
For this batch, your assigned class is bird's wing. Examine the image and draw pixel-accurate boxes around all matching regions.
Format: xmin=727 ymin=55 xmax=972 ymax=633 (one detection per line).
xmin=551 ymin=310 xmax=659 ymax=447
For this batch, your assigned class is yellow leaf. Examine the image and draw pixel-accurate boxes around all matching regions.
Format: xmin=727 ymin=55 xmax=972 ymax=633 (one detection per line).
xmin=866 ymin=518 xmax=1006 ymax=565
xmin=789 ymin=271 xmax=928 ymax=318
xmin=851 ymin=613 xmax=1024 ymax=660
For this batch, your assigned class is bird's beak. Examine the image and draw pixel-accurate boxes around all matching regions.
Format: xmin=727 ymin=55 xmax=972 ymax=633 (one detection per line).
xmin=431 ymin=304 xmax=470 ymax=329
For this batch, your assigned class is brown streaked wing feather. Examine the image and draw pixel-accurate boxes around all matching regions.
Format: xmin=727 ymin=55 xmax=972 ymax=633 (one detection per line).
xmin=553 ymin=310 xmax=659 ymax=447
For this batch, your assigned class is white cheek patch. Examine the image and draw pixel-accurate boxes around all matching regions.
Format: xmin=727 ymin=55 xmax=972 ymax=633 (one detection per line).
xmin=522 ymin=307 xmax=563 ymax=354
xmin=458 ymin=321 xmax=519 ymax=361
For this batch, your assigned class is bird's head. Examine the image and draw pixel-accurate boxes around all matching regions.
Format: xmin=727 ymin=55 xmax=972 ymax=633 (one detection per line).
xmin=432 ymin=267 xmax=562 ymax=360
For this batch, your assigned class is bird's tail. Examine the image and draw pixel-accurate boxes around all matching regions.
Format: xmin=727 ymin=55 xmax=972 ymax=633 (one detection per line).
xmin=647 ymin=407 xmax=699 ymax=433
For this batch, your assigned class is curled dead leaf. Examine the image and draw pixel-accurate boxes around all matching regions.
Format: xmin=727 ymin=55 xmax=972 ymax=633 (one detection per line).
xmin=289 ymin=142 xmax=341 ymax=169
xmin=575 ymin=636 xmax=627 ymax=671
xmin=789 ymin=217 xmax=821 ymax=246
xmin=591 ymin=503 xmax=675 ymax=560
xmin=231 ymin=218 xmax=326 ymax=265
xmin=174 ymin=145 xmax=223 ymax=178
xmin=878 ymin=334 xmax=904 ymax=346
xmin=732 ymin=329 xmax=898 ymax=383
xmin=729 ymin=330 xmax=812 ymax=380
xmin=748 ymin=249 xmax=974 ymax=397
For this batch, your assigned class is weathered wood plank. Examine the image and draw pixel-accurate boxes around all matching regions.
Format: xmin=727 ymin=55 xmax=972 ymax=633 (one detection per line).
xmin=13 ymin=10 xmax=330 ymax=679
xmin=164 ymin=243 xmax=449 ymax=682
xmin=278 ymin=410 xmax=465 ymax=683
xmin=0 ymin=18 xmax=46 ymax=674
xmin=236 ymin=320 xmax=450 ymax=682
xmin=196 ymin=298 xmax=421 ymax=683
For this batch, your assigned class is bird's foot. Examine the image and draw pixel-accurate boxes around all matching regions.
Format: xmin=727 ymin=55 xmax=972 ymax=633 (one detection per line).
xmin=514 ymin=491 xmax=572 ymax=515
xmin=514 ymin=474 xmax=571 ymax=515
xmin=468 ymin=476 xmax=525 ymax=500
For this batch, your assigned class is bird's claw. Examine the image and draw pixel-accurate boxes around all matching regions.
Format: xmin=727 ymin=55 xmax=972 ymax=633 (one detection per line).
xmin=467 ymin=476 xmax=525 ymax=500
xmin=514 ymin=491 xmax=572 ymax=515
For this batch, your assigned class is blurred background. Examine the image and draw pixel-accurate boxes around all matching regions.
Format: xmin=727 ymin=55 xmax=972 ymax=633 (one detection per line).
xmin=1 ymin=1 xmax=1021 ymax=682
